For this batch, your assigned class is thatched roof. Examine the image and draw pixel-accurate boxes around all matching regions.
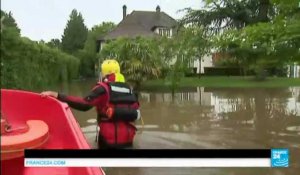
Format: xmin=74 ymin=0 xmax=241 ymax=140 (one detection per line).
xmin=99 ymin=10 xmax=177 ymax=41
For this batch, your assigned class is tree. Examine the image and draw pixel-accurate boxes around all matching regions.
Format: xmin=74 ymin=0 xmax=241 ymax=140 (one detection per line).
xmin=162 ymin=26 xmax=210 ymax=93
xmin=100 ymin=25 xmax=210 ymax=90
xmin=84 ymin=22 xmax=115 ymax=53
xmin=46 ymin=39 xmax=61 ymax=49
xmin=61 ymin=9 xmax=88 ymax=54
xmin=1 ymin=10 xmax=20 ymax=35
xmin=1 ymin=12 xmax=79 ymax=90
xmin=181 ymin=0 xmax=275 ymax=34
xmin=100 ymin=37 xmax=161 ymax=88
xmin=213 ymin=0 xmax=300 ymax=79
xmin=271 ymin=0 xmax=300 ymax=64
xmin=76 ymin=22 xmax=115 ymax=78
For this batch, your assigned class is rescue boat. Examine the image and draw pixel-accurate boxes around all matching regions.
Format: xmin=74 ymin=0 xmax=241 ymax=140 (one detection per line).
xmin=1 ymin=89 xmax=104 ymax=175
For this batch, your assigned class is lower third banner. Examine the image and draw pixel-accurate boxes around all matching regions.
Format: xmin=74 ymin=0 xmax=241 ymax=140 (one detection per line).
xmin=24 ymin=149 xmax=289 ymax=167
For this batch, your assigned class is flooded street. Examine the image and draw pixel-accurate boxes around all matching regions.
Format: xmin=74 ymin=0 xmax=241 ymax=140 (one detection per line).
xmin=58 ymin=79 xmax=300 ymax=175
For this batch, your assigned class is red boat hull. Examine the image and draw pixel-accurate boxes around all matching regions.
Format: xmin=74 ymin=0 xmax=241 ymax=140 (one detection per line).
xmin=1 ymin=89 xmax=104 ymax=175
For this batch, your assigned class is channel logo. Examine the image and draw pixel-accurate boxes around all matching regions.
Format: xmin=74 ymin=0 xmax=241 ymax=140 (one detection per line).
xmin=271 ymin=149 xmax=289 ymax=167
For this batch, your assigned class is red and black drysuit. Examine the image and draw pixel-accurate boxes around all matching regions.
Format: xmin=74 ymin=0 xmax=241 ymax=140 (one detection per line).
xmin=57 ymin=80 xmax=139 ymax=149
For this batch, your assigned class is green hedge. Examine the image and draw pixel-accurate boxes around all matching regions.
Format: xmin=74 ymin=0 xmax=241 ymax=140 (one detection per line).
xmin=204 ymin=67 xmax=287 ymax=77
xmin=204 ymin=67 xmax=244 ymax=76
xmin=1 ymin=29 xmax=79 ymax=90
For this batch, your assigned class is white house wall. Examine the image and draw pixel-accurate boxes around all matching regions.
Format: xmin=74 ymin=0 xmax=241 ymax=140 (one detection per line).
xmin=100 ymin=42 xmax=106 ymax=52
xmin=295 ymin=65 xmax=300 ymax=78
xmin=287 ymin=64 xmax=300 ymax=78
xmin=193 ymin=54 xmax=214 ymax=74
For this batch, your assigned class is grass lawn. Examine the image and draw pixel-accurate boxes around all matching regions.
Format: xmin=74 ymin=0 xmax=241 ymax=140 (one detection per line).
xmin=142 ymin=76 xmax=300 ymax=90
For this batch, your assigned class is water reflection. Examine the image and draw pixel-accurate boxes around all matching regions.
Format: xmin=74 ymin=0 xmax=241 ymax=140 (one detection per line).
xmin=141 ymin=87 xmax=300 ymax=116
xmin=64 ymin=81 xmax=300 ymax=149
xmin=57 ymin=80 xmax=300 ymax=173
xmin=138 ymin=87 xmax=300 ymax=170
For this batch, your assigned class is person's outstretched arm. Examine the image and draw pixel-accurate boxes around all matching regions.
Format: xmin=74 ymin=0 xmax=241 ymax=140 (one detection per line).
xmin=41 ymin=85 xmax=106 ymax=111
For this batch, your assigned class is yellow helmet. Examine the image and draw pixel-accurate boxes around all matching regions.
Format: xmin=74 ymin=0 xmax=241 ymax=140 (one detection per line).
xmin=101 ymin=59 xmax=120 ymax=77
xmin=115 ymin=73 xmax=125 ymax=82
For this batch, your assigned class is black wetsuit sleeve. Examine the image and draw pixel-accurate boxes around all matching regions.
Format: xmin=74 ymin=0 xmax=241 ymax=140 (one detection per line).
xmin=57 ymin=86 xmax=106 ymax=111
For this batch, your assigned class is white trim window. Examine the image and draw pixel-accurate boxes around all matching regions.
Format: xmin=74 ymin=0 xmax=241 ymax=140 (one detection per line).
xmin=158 ymin=28 xmax=172 ymax=37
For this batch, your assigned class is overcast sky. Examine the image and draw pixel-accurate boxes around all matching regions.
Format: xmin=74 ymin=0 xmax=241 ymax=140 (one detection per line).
xmin=2 ymin=0 xmax=203 ymax=42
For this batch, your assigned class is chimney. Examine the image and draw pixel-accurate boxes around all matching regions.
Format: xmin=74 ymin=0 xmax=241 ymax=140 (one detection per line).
xmin=156 ymin=5 xmax=160 ymax=13
xmin=123 ymin=5 xmax=127 ymax=20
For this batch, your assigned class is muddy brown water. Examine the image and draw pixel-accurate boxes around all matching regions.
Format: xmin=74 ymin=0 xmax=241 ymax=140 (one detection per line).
xmin=52 ymin=79 xmax=300 ymax=175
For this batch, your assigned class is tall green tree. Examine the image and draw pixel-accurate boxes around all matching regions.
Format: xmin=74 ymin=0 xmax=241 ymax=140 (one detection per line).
xmin=77 ymin=22 xmax=115 ymax=78
xmin=181 ymin=0 xmax=275 ymax=33
xmin=46 ymin=39 xmax=61 ymax=49
xmin=84 ymin=22 xmax=115 ymax=53
xmin=162 ymin=26 xmax=210 ymax=93
xmin=1 ymin=10 xmax=20 ymax=34
xmin=61 ymin=9 xmax=88 ymax=54
xmin=1 ymin=11 xmax=79 ymax=90
xmin=213 ymin=0 xmax=300 ymax=79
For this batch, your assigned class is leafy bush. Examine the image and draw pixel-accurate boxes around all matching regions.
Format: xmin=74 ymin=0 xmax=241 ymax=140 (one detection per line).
xmin=1 ymin=28 xmax=79 ymax=90
xmin=100 ymin=37 xmax=161 ymax=88
xmin=204 ymin=67 xmax=244 ymax=76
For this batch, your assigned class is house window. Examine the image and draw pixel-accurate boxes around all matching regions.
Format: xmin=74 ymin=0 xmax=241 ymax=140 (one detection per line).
xmin=166 ymin=29 xmax=170 ymax=37
xmin=159 ymin=28 xmax=163 ymax=36
xmin=158 ymin=28 xmax=171 ymax=37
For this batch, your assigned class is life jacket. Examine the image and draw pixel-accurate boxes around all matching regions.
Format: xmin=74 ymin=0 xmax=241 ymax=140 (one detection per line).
xmin=97 ymin=82 xmax=140 ymax=148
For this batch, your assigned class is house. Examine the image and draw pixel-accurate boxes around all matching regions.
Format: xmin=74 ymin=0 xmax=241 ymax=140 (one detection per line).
xmin=98 ymin=5 xmax=177 ymax=51
xmin=193 ymin=55 xmax=214 ymax=74
xmin=98 ymin=5 xmax=214 ymax=74
xmin=287 ymin=63 xmax=300 ymax=78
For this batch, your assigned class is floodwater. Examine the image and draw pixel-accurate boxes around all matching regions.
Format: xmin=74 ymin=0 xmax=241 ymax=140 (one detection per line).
xmin=56 ymin=79 xmax=300 ymax=175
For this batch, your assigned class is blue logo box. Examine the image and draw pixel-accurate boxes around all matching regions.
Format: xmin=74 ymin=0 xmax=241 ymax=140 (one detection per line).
xmin=271 ymin=149 xmax=289 ymax=167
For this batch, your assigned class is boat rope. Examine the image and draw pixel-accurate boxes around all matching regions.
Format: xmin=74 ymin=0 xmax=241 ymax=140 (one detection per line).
xmin=5 ymin=125 xmax=29 ymax=133
xmin=1 ymin=112 xmax=11 ymax=130
xmin=1 ymin=113 xmax=30 ymax=134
